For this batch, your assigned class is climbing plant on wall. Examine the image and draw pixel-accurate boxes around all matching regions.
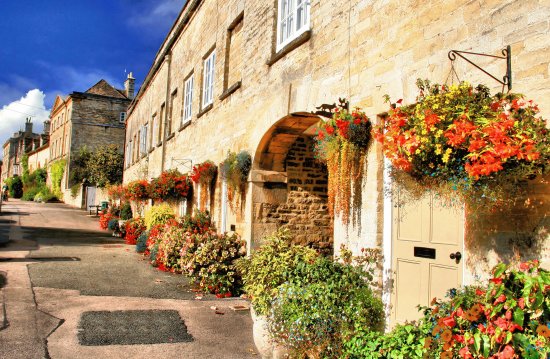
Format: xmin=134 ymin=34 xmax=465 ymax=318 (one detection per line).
xmin=314 ymin=102 xmax=372 ymax=225
xmin=49 ymin=159 xmax=66 ymax=198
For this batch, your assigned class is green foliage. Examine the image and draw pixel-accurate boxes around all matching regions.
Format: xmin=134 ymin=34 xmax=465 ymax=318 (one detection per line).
xmin=107 ymin=218 xmax=119 ymax=231
xmin=220 ymin=150 xmax=251 ymax=191
xmin=119 ymin=202 xmax=133 ymax=220
xmin=135 ymin=230 xmax=149 ymax=253
xmin=87 ymin=144 xmax=123 ymax=188
xmin=158 ymin=226 xmax=188 ymax=272
xmin=144 ymin=203 xmax=175 ymax=229
xmin=34 ymin=187 xmax=57 ymax=202
xmin=69 ymin=146 xmax=92 ymax=186
xmin=21 ymin=154 xmax=30 ymax=184
xmin=49 ymin=159 xmax=66 ymax=198
xmin=32 ymin=168 xmax=47 ymax=184
xmin=268 ymin=256 xmax=384 ymax=357
xmin=235 ymin=229 xmax=318 ymax=316
xmin=6 ymin=175 xmax=23 ymax=198
xmin=22 ymin=185 xmax=46 ymax=201
xmin=181 ymin=231 xmax=247 ymax=296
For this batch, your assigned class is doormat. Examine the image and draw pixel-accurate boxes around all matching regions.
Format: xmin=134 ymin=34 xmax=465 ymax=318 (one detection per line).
xmin=78 ymin=310 xmax=193 ymax=346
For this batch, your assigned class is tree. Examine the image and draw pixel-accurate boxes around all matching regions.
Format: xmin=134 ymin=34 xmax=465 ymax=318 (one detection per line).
xmin=69 ymin=146 xmax=92 ymax=186
xmin=87 ymin=144 xmax=123 ymax=188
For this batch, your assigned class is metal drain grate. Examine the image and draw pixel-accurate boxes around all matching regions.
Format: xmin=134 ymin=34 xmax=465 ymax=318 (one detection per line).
xmin=78 ymin=310 xmax=193 ymax=346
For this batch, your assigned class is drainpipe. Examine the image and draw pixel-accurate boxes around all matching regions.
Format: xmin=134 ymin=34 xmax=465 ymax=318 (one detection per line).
xmin=160 ymin=54 xmax=172 ymax=173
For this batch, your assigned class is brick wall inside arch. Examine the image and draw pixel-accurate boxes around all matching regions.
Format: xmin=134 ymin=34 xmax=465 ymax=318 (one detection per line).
xmin=260 ymin=136 xmax=333 ymax=254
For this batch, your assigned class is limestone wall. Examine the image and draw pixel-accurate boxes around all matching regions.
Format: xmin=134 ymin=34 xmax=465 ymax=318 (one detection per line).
xmin=124 ymin=0 xmax=550 ymax=271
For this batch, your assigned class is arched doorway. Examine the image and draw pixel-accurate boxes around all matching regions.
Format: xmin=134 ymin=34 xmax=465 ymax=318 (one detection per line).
xmin=251 ymin=113 xmax=333 ymax=254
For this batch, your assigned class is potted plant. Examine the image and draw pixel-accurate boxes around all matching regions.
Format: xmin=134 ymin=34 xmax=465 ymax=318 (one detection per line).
xmin=191 ymin=160 xmax=217 ymax=208
xmin=374 ymin=80 xmax=550 ymax=209
xmin=314 ymin=101 xmax=373 ymax=225
xmin=235 ymin=230 xmax=318 ymax=358
xmin=219 ymin=151 xmax=251 ymax=209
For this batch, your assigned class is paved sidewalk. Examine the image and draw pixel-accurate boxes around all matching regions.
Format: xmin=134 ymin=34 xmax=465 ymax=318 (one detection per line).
xmin=0 ymin=200 xmax=257 ymax=358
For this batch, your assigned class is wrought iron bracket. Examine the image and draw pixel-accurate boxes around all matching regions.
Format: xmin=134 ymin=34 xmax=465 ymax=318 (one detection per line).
xmin=448 ymin=45 xmax=512 ymax=91
xmin=170 ymin=158 xmax=193 ymax=173
xmin=313 ymin=98 xmax=349 ymax=119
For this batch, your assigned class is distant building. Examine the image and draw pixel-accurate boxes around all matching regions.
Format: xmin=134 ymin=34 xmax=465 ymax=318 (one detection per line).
xmin=48 ymin=75 xmax=133 ymax=207
xmin=1 ymin=118 xmax=49 ymax=183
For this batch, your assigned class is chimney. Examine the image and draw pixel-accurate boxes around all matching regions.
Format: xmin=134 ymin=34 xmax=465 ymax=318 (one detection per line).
xmin=43 ymin=120 xmax=51 ymax=135
xmin=124 ymin=72 xmax=135 ymax=99
xmin=25 ymin=118 xmax=33 ymax=134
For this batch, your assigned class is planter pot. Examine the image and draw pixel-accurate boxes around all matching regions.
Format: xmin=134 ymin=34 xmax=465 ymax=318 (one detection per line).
xmin=250 ymin=308 xmax=289 ymax=359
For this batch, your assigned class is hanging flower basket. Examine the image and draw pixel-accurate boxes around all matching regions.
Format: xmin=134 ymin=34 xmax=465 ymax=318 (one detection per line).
xmin=148 ymin=170 xmax=192 ymax=203
xmin=191 ymin=160 xmax=218 ymax=209
xmin=220 ymin=151 xmax=251 ymax=209
xmin=374 ymin=80 xmax=550 ymax=208
xmin=125 ymin=180 xmax=150 ymax=202
xmin=314 ymin=103 xmax=372 ymax=225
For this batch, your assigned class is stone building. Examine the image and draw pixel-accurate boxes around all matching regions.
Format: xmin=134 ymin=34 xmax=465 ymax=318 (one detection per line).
xmin=123 ymin=0 xmax=550 ymax=327
xmin=49 ymin=76 xmax=133 ymax=207
xmin=1 ymin=119 xmax=48 ymax=183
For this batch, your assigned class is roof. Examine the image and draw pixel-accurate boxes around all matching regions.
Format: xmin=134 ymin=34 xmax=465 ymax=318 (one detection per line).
xmin=85 ymin=79 xmax=128 ymax=99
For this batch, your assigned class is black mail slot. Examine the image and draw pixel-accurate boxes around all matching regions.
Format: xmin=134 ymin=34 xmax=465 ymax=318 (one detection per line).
xmin=414 ymin=246 xmax=436 ymax=259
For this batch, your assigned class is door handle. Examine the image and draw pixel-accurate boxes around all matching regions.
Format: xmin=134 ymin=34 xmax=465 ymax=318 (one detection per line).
xmin=450 ymin=252 xmax=462 ymax=262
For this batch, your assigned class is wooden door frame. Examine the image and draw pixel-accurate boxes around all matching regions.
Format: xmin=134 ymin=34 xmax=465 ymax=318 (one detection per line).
xmin=381 ymin=159 xmax=467 ymax=330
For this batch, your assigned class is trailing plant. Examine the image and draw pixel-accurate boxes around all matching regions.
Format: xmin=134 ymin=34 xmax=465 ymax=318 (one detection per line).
xmin=144 ymin=203 xmax=175 ymax=229
xmin=124 ymin=217 xmax=146 ymax=245
xmin=219 ymin=150 xmax=251 ymax=209
xmin=191 ymin=160 xmax=217 ymax=208
xmin=374 ymin=80 xmax=550 ymax=209
xmin=107 ymin=184 xmax=126 ymax=202
xmin=235 ymin=229 xmax=318 ymax=316
xmin=49 ymin=159 xmax=66 ymax=198
xmin=314 ymin=101 xmax=372 ymax=225
xmin=148 ymin=170 xmax=191 ymax=203
xmin=268 ymin=254 xmax=384 ymax=357
xmin=125 ymin=180 xmax=149 ymax=202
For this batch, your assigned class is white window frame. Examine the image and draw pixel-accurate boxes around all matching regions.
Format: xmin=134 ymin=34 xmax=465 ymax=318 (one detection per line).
xmin=140 ymin=124 xmax=148 ymax=156
xmin=120 ymin=112 xmax=127 ymax=123
xmin=151 ymin=114 xmax=158 ymax=147
xmin=202 ymin=51 xmax=216 ymax=108
xmin=183 ymin=75 xmax=194 ymax=124
xmin=276 ymin=0 xmax=310 ymax=51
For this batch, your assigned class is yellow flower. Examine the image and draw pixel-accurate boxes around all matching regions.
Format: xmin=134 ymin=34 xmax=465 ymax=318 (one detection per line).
xmin=416 ymin=149 xmax=421 ymax=154
xmin=422 ymin=129 xmax=427 ymax=135
xmin=442 ymin=148 xmax=452 ymax=163
xmin=435 ymin=144 xmax=442 ymax=155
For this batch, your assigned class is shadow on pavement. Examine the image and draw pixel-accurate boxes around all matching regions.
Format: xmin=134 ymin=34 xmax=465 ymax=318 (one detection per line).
xmin=0 ymin=257 xmax=81 ymax=263
xmin=19 ymin=226 xmax=113 ymax=247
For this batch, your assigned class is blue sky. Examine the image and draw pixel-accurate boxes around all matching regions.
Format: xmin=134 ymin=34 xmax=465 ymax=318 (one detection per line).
xmin=0 ymin=0 xmax=183 ymax=149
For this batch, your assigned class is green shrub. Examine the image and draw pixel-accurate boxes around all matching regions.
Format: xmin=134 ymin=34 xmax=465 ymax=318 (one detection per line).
xmin=107 ymin=219 xmax=119 ymax=231
xmin=49 ymin=159 xmax=66 ymax=198
xmin=135 ymin=230 xmax=149 ymax=253
xmin=235 ymin=229 xmax=318 ymax=316
xmin=144 ymin=203 xmax=175 ymax=229
xmin=268 ymin=256 xmax=384 ymax=357
xmin=70 ymin=184 xmax=80 ymax=198
xmin=22 ymin=185 xmax=45 ymax=201
xmin=34 ymin=187 xmax=57 ymax=202
xmin=341 ymin=260 xmax=550 ymax=359
xmin=6 ymin=175 xmax=23 ymax=198
xmin=182 ymin=231 xmax=247 ymax=297
xmin=120 ymin=202 xmax=133 ymax=220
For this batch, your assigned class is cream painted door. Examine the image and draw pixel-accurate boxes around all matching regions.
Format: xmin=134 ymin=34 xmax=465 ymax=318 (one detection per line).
xmin=390 ymin=194 xmax=464 ymax=325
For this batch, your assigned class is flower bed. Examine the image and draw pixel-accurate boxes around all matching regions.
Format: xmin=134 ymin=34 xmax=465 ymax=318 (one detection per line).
xmin=124 ymin=217 xmax=146 ymax=245
xmin=375 ymin=81 xmax=550 ymax=208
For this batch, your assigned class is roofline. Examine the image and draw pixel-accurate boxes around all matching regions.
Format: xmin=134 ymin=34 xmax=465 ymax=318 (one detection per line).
xmin=70 ymin=91 xmax=131 ymax=102
xmin=128 ymin=0 xmax=202 ymax=116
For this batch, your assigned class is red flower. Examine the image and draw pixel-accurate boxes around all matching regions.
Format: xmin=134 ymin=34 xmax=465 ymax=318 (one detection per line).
xmin=497 ymin=345 xmax=515 ymax=359
xmin=325 ymin=125 xmax=335 ymax=135
xmin=494 ymin=294 xmax=506 ymax=305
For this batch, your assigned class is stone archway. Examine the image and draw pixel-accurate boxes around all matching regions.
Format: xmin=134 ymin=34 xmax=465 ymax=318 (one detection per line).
xmin=251 ymin=113 xmax=333 ymax=254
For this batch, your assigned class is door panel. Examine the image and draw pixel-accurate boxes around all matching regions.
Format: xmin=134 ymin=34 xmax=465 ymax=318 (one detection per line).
xmin=391 ymin=194 xmax=464 ymax=326
xmin=395 ymin=259 xmax=423 ymax=322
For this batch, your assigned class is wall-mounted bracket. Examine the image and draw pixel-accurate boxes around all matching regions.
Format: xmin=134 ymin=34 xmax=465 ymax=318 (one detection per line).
xmin=313 ymin=98 xmax=350 ymax=119
xmin=448 ymin=45 xmax=512 ymax=91
xmin=170 ymin=158 xmax=193 ymax=173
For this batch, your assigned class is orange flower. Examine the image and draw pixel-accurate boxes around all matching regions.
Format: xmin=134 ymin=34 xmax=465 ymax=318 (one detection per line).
xmin=537 ymin=324 xmax=550 ymax=338
xmin=441 ymin=329 xmax=453 ymax=343
xmin=440 ymin=351 xmax=453 ymax=359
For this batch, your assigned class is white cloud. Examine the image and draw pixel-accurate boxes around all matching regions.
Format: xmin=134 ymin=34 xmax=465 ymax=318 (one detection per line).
xmin=0 ymin=89 xmax=50 ymax=158
xmin=127 ymin=0 xmax=183 ymax=28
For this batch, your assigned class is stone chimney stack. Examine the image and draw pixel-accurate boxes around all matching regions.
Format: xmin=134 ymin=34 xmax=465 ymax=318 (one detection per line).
xmin=43 ymin=120 xmax=51 ymax=135
xmin=124 ymin=72 xmax=135 ymax=99
xmin=25 ymin=118 xmax=33 ymax=134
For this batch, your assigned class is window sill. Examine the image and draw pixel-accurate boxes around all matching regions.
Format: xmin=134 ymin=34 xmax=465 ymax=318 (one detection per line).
xmin=179 ymin=120 xmax=191 ymax=132
xmin=148 ymin=147 xmax=155 ymax=154
xmin=197 ymin=103 xmax=213 ymax=118
xmin=219 ymin=81 xmax=242 ymax=101
xmin=166 ymin=132 xmax=175 ymax=142
xmin=141 ymin=153 xmax=147 ymax=159
xmin=156 ymin=141 xmax=162 ymax=148
xmin=267 ymin=30 xmax=311 ymax=66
